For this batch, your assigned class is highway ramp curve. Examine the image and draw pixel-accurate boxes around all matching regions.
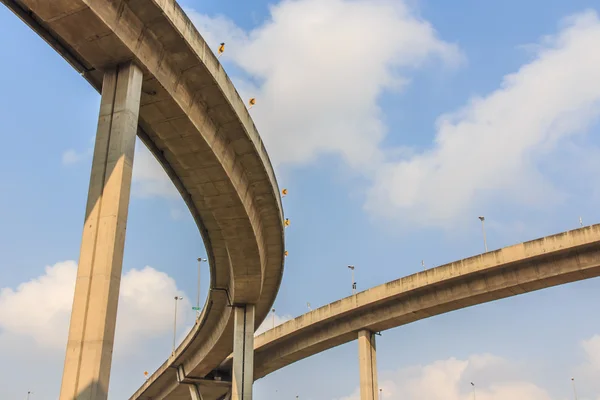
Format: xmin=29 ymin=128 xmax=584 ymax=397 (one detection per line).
xmin=0 ymin=0 xmax=285 ymax=399
xmin=218 ymin=224 xmax=600 ymax=383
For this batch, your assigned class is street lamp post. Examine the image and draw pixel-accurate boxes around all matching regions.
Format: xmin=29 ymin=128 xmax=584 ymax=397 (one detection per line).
xmin=173 ymin=296 xmax=183 ymax=354
xmin=348 ymin=265 xmax=356 ymax=294
xmin=196 ymin=258 xmax=207 ymax=318
xmin=571 ymin=377 xmax=578 ymax=400
xmin=271 ymin=308 xmax=276 ymax=329
xmin=478 ymin=216 xmax=488 ymax=253
xmin=27 ymin=391 xmax=33 ymax=400
xmin=471 ymin=382 xmax=476 ymax=400
xmin=307 ymin=302 xmax=312 ymax=311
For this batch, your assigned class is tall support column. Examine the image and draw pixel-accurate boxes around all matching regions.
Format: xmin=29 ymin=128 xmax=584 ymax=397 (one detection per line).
xmin=188 ymin=384 xmax=204 ymax=400
xmin=231 ymin=305 xmax=255 ymax=400
xmin=59 ymin=62 xmax=143 ymax=400
xmin=358 ymin=330 xmax=379 ymax=400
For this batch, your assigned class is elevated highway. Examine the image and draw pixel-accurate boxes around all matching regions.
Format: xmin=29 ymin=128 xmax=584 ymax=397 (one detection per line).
xmin=1 ymin=1 xmax=284 ymax=399
xmin=4 ymin=1 xmax=600 ymax=399
xmin=212 ymin=224 xmax=600 ymax=399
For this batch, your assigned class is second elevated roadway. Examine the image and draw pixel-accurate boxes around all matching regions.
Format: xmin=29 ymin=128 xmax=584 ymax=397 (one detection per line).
xmin=218 ymin=224 xmax=600 ymax=383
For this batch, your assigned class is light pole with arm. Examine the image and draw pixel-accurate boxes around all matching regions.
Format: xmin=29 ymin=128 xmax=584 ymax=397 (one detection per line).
xmin=348 ymin=265 xmax=356 ymax=295
xmin=173 ymin=296 xmax=183 ymax=354
xmin=196 ymin=258 xmax=207 ymax=318
xmin=272 ymin=308 xmax=276 ymax=329
xmin=478 ymin=216 xmax=488 ymax=252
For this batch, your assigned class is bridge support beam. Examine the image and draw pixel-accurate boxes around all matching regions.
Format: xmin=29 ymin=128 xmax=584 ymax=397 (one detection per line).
xmin=188 ymin=384 xmax=204 ymax=400
xmin=358 ymin=330 xmax=379 ymax=400
xmin=231 ymin=305 xmax=255 ymax=400
xmin=59 ymin=62 xmax=143 ymax=400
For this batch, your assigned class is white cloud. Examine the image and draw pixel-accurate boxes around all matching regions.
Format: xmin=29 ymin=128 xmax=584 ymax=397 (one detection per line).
xmin=170 ymin=207 xmax=186 ymax=220
xmin=188 ymin=5 xmax=600 ymax=228
xmin=255 ymin=312 xmax=293 ymax=336
xmin=61 ymin=148 xmax=89 ymax=165
xmin=0 ymin=261 xmax=76 ymax=348
xmin=131 ymin=143 xmax=178 ymax=198
xmin=576 ymin=335 xmax=600 ymax=398
xmin=0 ymin=261 xmax=190 ymax=352
xmin=337 ymin=353 xmax=552 ymax=400
xmin=365 ymin=10 xmax=600 ymax=227
xmin=187 ymin=0 xmax=461 ymax=169
xmin=61 ymin=140 xmax=178 ymax=199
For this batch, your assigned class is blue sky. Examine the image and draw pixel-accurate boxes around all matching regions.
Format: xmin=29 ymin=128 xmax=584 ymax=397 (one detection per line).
xmin=1 ymin=0 xmax=600 ymax=399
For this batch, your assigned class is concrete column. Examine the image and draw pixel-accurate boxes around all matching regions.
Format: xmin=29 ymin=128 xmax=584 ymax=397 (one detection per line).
xmin=59 ymin=62 xmax=143 ymax=400
xmin=188 ymin=384 xmax=204 ymax=400
xmin=358 ymin=330 xmax=378 ymax=400
xmin=231 ymin=305 xmax=255 ymax=400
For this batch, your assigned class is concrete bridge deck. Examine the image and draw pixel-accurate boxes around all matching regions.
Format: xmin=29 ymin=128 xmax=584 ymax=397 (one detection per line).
xmin=4 ymin=1 xmax=600 ymax=399
xmin=221 ymin=224 xmax=600 ymax=381
xmin=1 ymin=0 xmax=285 ymax=399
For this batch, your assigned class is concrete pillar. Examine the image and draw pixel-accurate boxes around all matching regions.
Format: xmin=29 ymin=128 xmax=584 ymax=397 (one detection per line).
xmin=231 ymin=305 xmax=255 ymax=400
xmin=59 ymin=62 xmax=143 ymax=400
xmin=188 ymin=384 xmax=204 ymax=400
xmin=358 ymin=330 xmax=378 ymax=400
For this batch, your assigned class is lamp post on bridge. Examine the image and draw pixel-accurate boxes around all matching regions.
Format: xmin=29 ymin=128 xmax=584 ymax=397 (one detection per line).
xmin=348 ymin=265 xmax=356 ymax=295
xmin=27 ymin=391 xmax=33 ymax=400
xmin=478 ymin=216 xmax=488 ymax=253
xmin=571 ymin=377 xmax=578 ymax=400
xmin=272 ymin=308 xmax=276 ymax=329
xmin=471 ymin=382 xmax=476 ymax=400
xmin=173 ymin=296 xmax=183 ymax=354
xmin=196 ymin=258 xmax=207 ymax=318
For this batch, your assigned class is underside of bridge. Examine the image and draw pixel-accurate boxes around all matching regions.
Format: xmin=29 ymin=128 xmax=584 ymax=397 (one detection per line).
xmin=0 ymin=0 xmax=285 ymax=399
xmin=3 ymin=1 xmax=600 ymax=400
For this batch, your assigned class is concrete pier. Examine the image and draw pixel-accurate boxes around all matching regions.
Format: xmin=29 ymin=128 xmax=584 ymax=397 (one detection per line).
xmin=59 ymin=62 xmax=143 ymax=400
xmin=231 ymin=305 xmax=255 ymax=400
xmin=358 ymin=330 xmax=378 ymax=400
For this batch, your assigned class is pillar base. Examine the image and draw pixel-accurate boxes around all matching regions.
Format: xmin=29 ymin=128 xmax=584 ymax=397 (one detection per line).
xmin=231 ymin=305 xmax=255 ymax=400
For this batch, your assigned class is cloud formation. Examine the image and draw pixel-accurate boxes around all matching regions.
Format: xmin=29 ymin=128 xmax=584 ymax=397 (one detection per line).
xmin=61 ymin=140 xmax=178 ymax=199
xmin=187 ymin=0 xmax=461 ymax=169
xmin=189 ymin=4 xmax=600 ymax=228
xmin=61 ymin=148 xmax=90 ymax=165
xmin=255 ymin=311 xmax=293 ymax=336
xmin=0 ymin=261 xmax=190 ymax=352
xmin=338 ymin=353 xmax=552 ymax=400
xmin=131 ymin=143 xmax=178 ymax=199
xmin=335 ymin=337 xmax=600 ymax=400
xmin=366 ymin=10 xmax=600 ymax=227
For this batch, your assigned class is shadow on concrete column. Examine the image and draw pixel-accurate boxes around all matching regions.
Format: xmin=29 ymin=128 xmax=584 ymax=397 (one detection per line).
xmin=358 ymin=330 xmax=378 ymax=400
xmin=188 ymin=383 xmax=203 ymax=400
xmin=232 ymin=305 xmax=255 ymax=400
xmin=59 ymin=62 xmax=143 ymax=400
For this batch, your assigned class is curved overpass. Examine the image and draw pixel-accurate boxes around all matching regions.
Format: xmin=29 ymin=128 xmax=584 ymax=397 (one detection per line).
xmin=215 ymin=224 xmax=600 ymax=382
xmin=1 ymin=0 xmax=285 ymax=398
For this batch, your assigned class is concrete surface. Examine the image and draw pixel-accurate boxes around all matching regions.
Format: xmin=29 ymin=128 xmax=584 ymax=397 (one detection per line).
xmin=60 ymin=62 xmax=143 ymax=400
xmin=0 ymin=0 xmax=285 ymax=398
xmin=232 ymin=306 xmax=255 ymax=400
xmin=358 ymin=330 xmax=378 ymax=400
xmin=219 ymin=225 xmax=600 ymax=384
